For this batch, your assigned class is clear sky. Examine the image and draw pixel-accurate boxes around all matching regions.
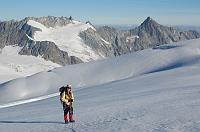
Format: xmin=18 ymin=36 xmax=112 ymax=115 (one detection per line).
xmin=0 ymin=0 xmax=200 ymax=26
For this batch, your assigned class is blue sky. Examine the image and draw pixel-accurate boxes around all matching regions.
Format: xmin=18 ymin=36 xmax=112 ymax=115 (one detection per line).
xmin=0 ymin=0 xmax=200 ymax=25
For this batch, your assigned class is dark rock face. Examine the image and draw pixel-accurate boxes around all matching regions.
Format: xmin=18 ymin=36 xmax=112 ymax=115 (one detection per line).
xmin=19 ymin=41 xmax=71 ymax=65
xmin=70 ymin=56 xmax=83 ymax=64
xmin=129 ymin=17 xmax=200 ymax=51
xmin=79 ymin=28 xmax=114 ymax=57
xmin=0 ymin=20 xmax=27 ymax=48
xmin=96 ymin=26 xmax=131 ymax=56
xmin=96 ymin=17 xmax=200 ymax=54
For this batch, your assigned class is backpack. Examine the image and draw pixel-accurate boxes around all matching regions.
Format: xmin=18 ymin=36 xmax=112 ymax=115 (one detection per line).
xmin=59 ymin=86 xmax=65 ymax=103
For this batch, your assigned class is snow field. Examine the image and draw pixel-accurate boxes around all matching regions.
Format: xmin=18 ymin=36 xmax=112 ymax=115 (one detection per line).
xmin=28 ymin=20 xmax=102 ymax=62
xmin=0 ymin=39 xmax=200 ymax=131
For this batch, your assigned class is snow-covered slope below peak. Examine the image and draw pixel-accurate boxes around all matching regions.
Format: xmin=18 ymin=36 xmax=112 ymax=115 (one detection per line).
xmin=27 ymin=20 xmax=101 ymax=62
xmin=0 ymin=38 xmax=200 ymax=105
xmin=0 ymin=45 xmax=61 ymax=84
xmin=1 ymin=52 xmax=200 ymax=131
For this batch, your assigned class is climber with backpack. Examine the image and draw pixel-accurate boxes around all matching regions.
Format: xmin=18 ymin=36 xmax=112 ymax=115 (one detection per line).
xmin=59 ymin=84 xmax=75 ymax=123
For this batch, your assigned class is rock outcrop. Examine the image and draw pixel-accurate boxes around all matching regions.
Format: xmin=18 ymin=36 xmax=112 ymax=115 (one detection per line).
xmin=0 ymin=16 xmax=81 ymax=65
xmin=96 ymin=17 xmax=200 ymax=54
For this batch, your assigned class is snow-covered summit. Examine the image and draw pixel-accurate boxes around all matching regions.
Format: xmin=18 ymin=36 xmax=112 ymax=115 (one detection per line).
xmin=27 ymin=19 xmax=102 ymax=62
xmin=24 ymin=16 xmax=73 ymax=28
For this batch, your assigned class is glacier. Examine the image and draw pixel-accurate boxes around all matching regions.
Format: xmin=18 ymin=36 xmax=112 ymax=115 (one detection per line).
xmin=0 ymin=39 xmax=200 ymax=131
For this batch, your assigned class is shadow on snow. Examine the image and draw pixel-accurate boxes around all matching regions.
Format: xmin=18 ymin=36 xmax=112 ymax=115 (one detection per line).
xmin=0 ymin=120 xmax=65 ymax=124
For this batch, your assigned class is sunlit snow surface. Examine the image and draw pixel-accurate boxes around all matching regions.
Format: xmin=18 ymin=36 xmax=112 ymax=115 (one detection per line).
xmin=0 ymin=45 xmax=60 ymax=83
xmin=0 ymin=39 xmax=200 ymax=132
xmin=27 ymin=20 xmax=102 ymax=62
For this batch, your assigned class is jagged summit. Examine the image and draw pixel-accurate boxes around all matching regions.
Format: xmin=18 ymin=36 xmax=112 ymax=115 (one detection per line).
xmin=146 ymin=16 xmax=151 ymax=21
xmin=23 ymin=16 xmax=73 ymax=28
xmin=85 ymin=20 xmax=96 ymax=29
xmin=140 ymin=16 xmax=160 ymax=28
xmin=124 ymin=17 xmax=200 ymax=51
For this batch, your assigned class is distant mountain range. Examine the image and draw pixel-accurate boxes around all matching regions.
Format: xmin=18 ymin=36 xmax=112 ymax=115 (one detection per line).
xmin=99 ymin=24 xmax=200 ymax=33
xmin=174 ymin=25 xmax=200 ymax=33
xmin=0 ymin=16 xmax=199 ymax=65
xmin=96 ymin=24 xmax=138 ymax=30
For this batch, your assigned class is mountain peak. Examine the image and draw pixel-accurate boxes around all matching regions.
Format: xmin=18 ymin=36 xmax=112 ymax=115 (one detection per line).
xmin=24 ymin=16 xmax=73 ymax=28
xmin=140 ymin=17 xmax=159 ymax=27
xmin=146 ymin=16 xmax=152 ymax=21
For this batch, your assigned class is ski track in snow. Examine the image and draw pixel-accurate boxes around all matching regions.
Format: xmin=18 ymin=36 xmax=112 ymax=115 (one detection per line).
xmin=0 ymin=39 xmax=200 ymax=131
xmin=0 ymin=93 xmax=59 ymax=109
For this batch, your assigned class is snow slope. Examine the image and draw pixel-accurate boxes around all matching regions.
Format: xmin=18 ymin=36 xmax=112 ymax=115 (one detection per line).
xmin=0 ymin=45 xmax=60 ymax=84
xmin=27 ymin=20 xmax=101 ymax=62
xmin=1 ymin=63 xmax=200 ymax=132
xmin=0 ymin=39 xmax=200 ymax=131
xmin=1 ymin=39 xmax=200 ymax=105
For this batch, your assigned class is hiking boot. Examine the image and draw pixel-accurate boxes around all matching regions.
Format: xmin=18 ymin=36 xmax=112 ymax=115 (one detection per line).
xmin=70 ymin=120 xmax=75 ymax=123
xmin=65 ymin=120 xmax=69 ymax=124
xmin=69 ymin=114 xmax=75 ymax=122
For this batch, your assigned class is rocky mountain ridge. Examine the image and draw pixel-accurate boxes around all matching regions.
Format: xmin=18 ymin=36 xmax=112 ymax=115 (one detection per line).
xmin=0 ymin=16 xmax=199 ymax=65
xmin=96 ymin=17 xmax=200 ymax=55
xmin=0 ymin=16 xmax=81 ymax=65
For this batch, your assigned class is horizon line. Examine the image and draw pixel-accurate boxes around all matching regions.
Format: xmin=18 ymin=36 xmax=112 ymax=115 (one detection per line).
xmin=0 ymin=16 xmax=200 ymax=27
